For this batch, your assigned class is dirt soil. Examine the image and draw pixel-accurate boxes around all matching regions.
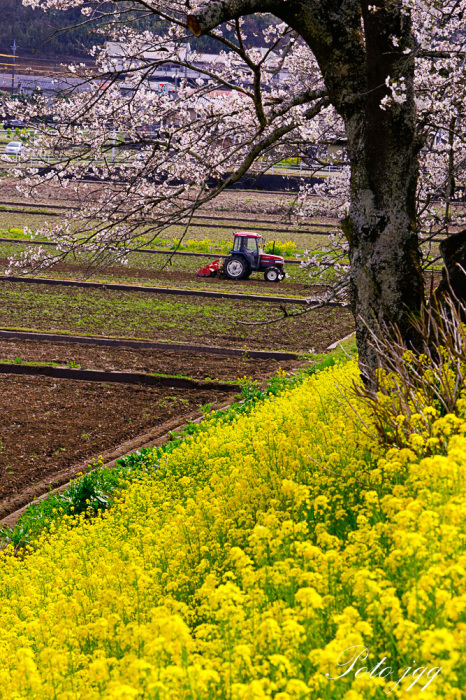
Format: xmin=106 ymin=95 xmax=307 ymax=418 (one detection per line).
xmin=58 ymin=263 xmax=315 ymax=294
xmin=0 ymin=180 xmax=298 ymax=215
xmin=0 ymin=338 xmax=302 ymax=381
xmin=0 ymin=258 xmax=319 ymax=295
xmin=0 ymin=178 xmax=342 ymax=220
xmin=0 ymin=337 xmax=314 ymax=515
xmin=0 ymin=374 xmax=233 ymax=518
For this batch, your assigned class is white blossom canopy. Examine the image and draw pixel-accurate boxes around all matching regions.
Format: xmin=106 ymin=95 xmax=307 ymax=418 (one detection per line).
xmin=6 ymin=0 xmax=466 ymax=304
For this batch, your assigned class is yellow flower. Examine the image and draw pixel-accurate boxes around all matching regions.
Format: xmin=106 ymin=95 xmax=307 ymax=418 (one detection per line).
xmin=0 ymin=360 xmax=462 ymax=697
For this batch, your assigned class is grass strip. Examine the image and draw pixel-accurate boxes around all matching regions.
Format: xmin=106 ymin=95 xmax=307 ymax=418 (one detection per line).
xmin=0 ymin=362 xmax=240 ymax=391
xmin=0 ymin=357 xmax=239 ymax=382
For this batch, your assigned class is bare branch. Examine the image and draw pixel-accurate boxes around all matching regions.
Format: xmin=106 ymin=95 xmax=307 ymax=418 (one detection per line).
xmin=187 ymin=0 xmax=271 ymax=37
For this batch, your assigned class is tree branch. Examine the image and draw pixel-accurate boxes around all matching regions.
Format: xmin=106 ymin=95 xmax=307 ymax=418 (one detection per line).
xmin=236 ymin=277 xmax=350 ymax=326
xmin=187 ymin=0 xmax=272 ymax=37
xmin=418 ymin=50 xmax=466 ymax=59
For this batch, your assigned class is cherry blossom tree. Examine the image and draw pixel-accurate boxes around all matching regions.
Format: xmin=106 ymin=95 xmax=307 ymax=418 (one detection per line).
xmin=7 ymin=0 xmax=466 ymax=370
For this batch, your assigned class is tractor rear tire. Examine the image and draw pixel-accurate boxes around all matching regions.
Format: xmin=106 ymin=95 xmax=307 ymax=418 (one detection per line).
xmin=264 ymin=266 xmax=282 ymax=283
xmin=223 ymin=256 xmax=250 ymax=280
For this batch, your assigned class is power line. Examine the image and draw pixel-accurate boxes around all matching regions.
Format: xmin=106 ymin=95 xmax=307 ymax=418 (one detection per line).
xmin=11 ymin=39 xmax=16 ymax=93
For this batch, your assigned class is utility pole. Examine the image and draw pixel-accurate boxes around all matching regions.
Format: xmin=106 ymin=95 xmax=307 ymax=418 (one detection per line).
xmin=11 ymin=39 xmax=16 ymax=94
xmin=184 ymin=41 xmax=189 ymax=83
xmin=111 ymin=130 xmax=116 ymax=163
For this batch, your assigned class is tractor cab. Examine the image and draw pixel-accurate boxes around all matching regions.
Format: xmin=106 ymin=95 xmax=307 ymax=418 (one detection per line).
xmin=224 ymin=231 xmax=286 ymax=282
xmin=231 ymin=232 xmax=262 ymax=269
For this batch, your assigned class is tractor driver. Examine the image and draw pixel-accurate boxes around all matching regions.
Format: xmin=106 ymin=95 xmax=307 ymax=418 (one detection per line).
xmin=242 ymin=237 xmax=258 ymax=252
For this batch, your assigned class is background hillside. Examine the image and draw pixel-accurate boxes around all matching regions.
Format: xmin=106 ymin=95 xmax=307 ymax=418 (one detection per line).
xmin=0 ymin=0 xmax=96 ymax=59
xmin=0 ymin=1 xmax=275 ymax=63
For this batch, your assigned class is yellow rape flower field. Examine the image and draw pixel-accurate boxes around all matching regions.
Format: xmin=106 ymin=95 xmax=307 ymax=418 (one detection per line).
xmin=0 ymin=361 xmax=464 ymax=699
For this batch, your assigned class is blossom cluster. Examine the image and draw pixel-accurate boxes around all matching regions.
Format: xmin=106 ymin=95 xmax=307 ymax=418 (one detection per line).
xmin=0 ymin=361 xmax=463 ymax=698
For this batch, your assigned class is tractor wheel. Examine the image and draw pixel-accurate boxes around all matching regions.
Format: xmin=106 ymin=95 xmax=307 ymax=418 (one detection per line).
xmin=223 ymin=256 xmax=249 ymax=280
xmin=264 ymin=266 xmax=281 ymax=283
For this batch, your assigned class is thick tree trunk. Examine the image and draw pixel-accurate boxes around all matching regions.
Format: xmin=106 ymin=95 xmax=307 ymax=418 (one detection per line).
xmin=278 ymin=1 xmax=426 ymax=372
xmin=343 ymin=110 xmax=424 ymax=372
xmin=341 ymin=5 xmax=425 ymax=372
xmin=344 ymin=147 xmax=424 ymax=372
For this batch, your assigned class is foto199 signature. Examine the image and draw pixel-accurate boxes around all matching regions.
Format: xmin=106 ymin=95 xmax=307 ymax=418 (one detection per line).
xmin=325 ymin=645 xmax=442 ymax=694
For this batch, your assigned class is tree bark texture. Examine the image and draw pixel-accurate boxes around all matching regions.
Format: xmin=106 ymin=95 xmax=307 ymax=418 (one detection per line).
xmin=188 ymin=1 xmax=426 ymax=370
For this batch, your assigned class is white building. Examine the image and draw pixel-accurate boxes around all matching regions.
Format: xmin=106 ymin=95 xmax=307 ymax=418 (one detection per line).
xmin=105 ymin=42 xmax=289 ymax=91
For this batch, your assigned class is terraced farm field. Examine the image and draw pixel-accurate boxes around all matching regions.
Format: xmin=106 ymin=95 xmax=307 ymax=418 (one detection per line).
xmin=0 ymin=182 xmax=355 ymax=522
xmin=0 ymin=280 xmax=352 ymax=351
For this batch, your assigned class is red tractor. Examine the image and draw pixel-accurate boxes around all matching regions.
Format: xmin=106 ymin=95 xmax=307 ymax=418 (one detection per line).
xmin=197 ymin=231 xmax=286 ymax=282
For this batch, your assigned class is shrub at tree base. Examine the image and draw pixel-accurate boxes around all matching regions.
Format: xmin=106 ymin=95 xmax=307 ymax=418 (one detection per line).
xmin=0 ymin=362 xmax=464 ymax=699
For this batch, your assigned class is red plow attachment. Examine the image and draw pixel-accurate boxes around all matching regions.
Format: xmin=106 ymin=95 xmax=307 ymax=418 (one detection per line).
xmin=197 ymin=259 xmax=221 ymax=277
